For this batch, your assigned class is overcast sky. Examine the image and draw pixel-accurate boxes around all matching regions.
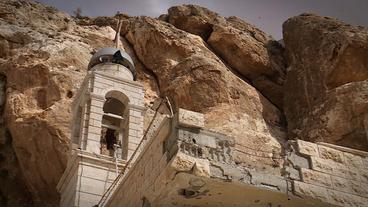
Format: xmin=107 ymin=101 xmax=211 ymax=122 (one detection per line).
xmin=36 ymin=0 xmax=368 ymax=39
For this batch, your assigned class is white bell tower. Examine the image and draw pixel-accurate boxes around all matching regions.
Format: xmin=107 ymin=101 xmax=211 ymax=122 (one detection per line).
xmin=57 ymin=21 xmax=145 ymax=207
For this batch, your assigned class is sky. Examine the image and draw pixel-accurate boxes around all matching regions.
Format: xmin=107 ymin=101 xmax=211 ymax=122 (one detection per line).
xmin=36 ymin=0 xmax=368 ymax=40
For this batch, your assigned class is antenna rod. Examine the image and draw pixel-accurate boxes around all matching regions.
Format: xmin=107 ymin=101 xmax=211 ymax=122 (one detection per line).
xmin=114 ymin=19 xmax=122 ymax=48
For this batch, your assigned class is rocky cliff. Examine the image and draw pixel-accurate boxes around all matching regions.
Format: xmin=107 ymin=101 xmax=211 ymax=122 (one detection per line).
xmin=0 ymin=0 xmax=367 ymax=206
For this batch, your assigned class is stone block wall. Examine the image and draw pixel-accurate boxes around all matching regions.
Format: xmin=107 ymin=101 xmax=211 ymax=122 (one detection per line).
xmin=289 ymin=140 xmax=368 ymax=207
xmin=57 ymin=151 xmax=123 ymax=207
xmin=105 ymin=108 xmax=368 ymax=207
xmin=106 ymin=117 xmax=172 ymax=207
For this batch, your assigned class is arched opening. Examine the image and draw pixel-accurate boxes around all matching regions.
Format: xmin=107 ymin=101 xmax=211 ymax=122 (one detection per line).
xmin=100 ymin=91 xmax=129 ymax=159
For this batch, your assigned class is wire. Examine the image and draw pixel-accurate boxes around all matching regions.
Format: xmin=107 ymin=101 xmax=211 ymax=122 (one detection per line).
xmin=96 ymin=99 xmax=165 ymax=207
xmin=165 ymin=96 xmax=174 ymax=118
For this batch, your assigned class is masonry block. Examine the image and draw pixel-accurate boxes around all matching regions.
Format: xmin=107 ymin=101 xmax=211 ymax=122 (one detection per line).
xmin=331 ymin=175 xmax=368 ymax=198
xmin=318 ymin=145 xmax=344 ymax=163
xmin=293 ymin=181 xmax=329 ymax=202
xmin=86 ymin=140 xmax=100 ymax=154
xmin=344 ymin=153 xmax=364 ymax=170
xmin=327 ymin=189 xmax=366 ymax=207
xmin=363 ymin=157 xmax=368 ymax=169
xmin=193 ymin=133 xmax=217 ymax=148
xmin=310 ymin=156 xmax=348 ymax=178
xmin=359 ymin=171 xmax=368 ymax=183
xmin=79 ymin=176 xmax=107 ymax=195
xmin=177 ymin=108 xmax=204 ymax=128
xmin=297 ymin=140 xmax=319 ymax=157
xmin=193 ymin=159 xmax=210 ymax=178
xmin=77 ymin=192 xmax=101 ymax=207
xmin=285 ymin=166 xmax=301 ymax=181
xmin=288 ymin=152 xmax=310 ymax=169
xmin=301 ymin=168 xmax=332 ymax=188
xmin=171 ymin=152 xmax=196 ymax=172
xmin=251 ymin=172 xmax=287 ymax=192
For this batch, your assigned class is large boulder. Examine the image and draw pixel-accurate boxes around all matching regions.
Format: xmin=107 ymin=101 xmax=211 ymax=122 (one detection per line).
xmin=167 ymin=5 xmax=286 ymax=108
xmin=0 ymin=1 xmax=159 ymax=206
xmin=123 ymin=16 xmax=286 ymax=174
xmin=0 ymin=1 xmax=286 ymax=206
xmin=283 ymin=13 xmax=368 ymax=150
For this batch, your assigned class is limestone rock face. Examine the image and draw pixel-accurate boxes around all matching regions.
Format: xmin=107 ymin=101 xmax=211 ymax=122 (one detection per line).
xmin=1 ymin=1 xmax=368 ymax=206
xmin=283 ymin=13 xmax=368 ymax=150
xmin=0 ymin=1 xmax=159 ymax=206
xmin=167 ymin=5 xmax=287 ymax=108
xmin=122 ymin=17 xmax=286 ymax=169
xmin=0 ymin=2 xmax=286 ymax=203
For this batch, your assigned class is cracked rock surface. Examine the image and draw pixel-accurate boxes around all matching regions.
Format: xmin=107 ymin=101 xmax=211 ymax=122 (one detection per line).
xmin=283 ymin=13 xmax=368 ymax=150
xmin=0 ymin=1 xmax=367 ymax=206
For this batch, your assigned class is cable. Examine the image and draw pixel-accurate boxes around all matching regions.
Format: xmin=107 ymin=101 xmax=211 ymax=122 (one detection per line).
xmin=96 ymin=99 xmax=165 ymax=207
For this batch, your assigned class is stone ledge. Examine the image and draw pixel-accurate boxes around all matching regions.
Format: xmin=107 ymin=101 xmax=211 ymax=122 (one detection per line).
xmin=301 ymin=168 xmax=332 ymax=188
xmin=317 ymin=142 xmax=368 ymax=157
xmin=93 ymin=71 xmax=143 ymax=88
xmin=297 ymin=140 xmax=319 ymax=157
xmin=176 ymin=108 xmax=204 ymax=129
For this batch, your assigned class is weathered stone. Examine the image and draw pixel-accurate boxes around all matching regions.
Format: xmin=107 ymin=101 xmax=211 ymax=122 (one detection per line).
xmin=192 ymin=158 xmax=211 ymax=177
xmin=310 ymin=156 xmax=363 ymax=182
xmin=331 ymin=175 xmax=368 ymax=198
xmin=359 ymin=171 xmax=368 ymax=183
xmin=0 ymin=1 xmax=161 ymax=205
xmin=191 ymin=133 xmax=217 ymax=149
xmin=327 ymin=189 xmax=366 ymax=207
xmin=171 ymin=152 xmax=196 ymax=172
xmin=293 ymin=181 xmax=329 ymax=202
xmin=318 ymin=145 xmax=345 ymax=163
xmin=311 ymin=157 xmax=342 ymax=176
xmin=363 ymin=157 xmax=368 ymax=169
xmin=124 ymin=15 xmax=286 ymax=176
xmin=297 ymin=140 xmax=319 ymax=157
xmin=287 ymin=151 xmax=310 ymax=169
xmin=177 ymin=108 xmax=204 ymax=128
xmin=2 ymin=1 xmax=368 ymax=206
xmin=167 ymin=5 xmax=286 ymax=108
xmin=285 ymin=166 xmax=301 ymax=181
xmin=251 ymin=172 xmax=287 ymax=192
xmin=283 ymin=13 xmax=368 ymax=151
xmin=300 ymin=168 xmax=332 ymax=188
xmin=344 ymin=153 xmax=364 ymax=170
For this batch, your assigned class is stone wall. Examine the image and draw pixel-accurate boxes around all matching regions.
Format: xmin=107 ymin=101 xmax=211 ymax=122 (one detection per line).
xmin=106 ymin=117 xmax=172 ymax=207
xmin=106 ymin=109 xmax=368 ymax=207
xmin=57 ymin=151 xmax=123 ymax=207
xmin=289 ymin=140 xmax=368 ymax=207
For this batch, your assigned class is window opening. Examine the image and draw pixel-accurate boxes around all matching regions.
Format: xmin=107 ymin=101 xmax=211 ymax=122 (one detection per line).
xmin=100 ymin=95 xmax=128 ymax=158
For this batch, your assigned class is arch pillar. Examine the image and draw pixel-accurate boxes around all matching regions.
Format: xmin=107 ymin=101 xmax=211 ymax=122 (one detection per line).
xmin=85 ymin=95 xmax=104 ymax=154
xmin=127 ymin=104 xmax=145 ymax=160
